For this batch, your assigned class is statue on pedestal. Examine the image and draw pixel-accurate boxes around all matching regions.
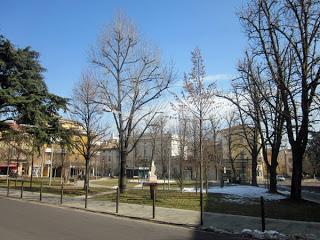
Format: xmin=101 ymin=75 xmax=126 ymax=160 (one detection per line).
xmin=148 ymin=160 xmax=157 ymax=183
xmin=143 ymin=160 xmax=158 ymax=200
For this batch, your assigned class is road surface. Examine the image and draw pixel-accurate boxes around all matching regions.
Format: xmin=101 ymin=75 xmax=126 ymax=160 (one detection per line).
xmin=0 ymin=197 xmax=247 ymax=240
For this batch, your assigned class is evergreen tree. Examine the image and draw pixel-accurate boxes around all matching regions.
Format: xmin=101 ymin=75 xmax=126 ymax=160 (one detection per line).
xmin=0 ymin=34 xmax=67 ymax=187
xmin=0 ymin=34 xmax=67 ymax=133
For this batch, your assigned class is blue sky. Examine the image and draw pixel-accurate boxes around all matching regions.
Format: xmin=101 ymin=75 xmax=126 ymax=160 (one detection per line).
xmin=1 ymin=0 xmax=246 ymax=98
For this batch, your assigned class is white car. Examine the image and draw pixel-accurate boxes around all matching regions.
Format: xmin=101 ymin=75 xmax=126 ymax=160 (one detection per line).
xmin=276 ymin=175 xmax=286 ymax=181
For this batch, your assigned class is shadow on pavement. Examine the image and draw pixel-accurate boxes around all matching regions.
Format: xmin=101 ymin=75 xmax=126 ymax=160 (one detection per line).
xmin=191 ymin=191 xmax=248 ymax=240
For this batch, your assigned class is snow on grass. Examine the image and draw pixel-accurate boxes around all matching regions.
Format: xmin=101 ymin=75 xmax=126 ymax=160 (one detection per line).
xmin=183 ymin=185 xmax=288 ymax=201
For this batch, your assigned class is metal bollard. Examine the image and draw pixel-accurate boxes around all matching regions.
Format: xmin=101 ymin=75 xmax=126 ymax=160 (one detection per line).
xmin=260 ymin=196 xmax=266 ymax=232
xmin=7 ymin=180 xmax=10 ymax=196
xmin=40 ymin=182 xmax=43 ymax=202
xmin=116 ymin=187 xmax=120 ymax=213
xmin=152 ymin=188 xmax=156 ymax=219
xmin=20 ymin=181 xmax=24 ymax=198
xmin=60 ymin=183 xmax=64 ymax=204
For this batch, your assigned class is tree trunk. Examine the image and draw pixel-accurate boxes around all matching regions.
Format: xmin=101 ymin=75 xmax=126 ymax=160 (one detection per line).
xmin=290 ymin=149 xmax=303 ymax=200
xmin=6 ymin=147 xmax=12 ymax=186
xmin=119 ymin=150 xmax=127 ymax=193
xmin=30 ymin=153 xmax=34 ymax=190
xmin=251 ymin=152 xmax=258 ymax=186
xmin=230 ymin=160 xmax=236 ymax=181
xmin=61 ymin=151 xmax=65 ymax=184
xmin=195 ymin=162 xmax=198 ymax=195
xmin=269 ymin=163 xmax=277 ymax=193
xmin=84 ymin=158 xmax=89 ymax=190
xmin=205 ymin=160 xmax=208 ymax=194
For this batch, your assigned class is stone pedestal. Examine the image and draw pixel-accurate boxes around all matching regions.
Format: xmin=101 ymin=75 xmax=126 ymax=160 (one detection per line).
xmin=143 ymin=160 xmax=158 ymax=200
xmin=143 ymin=182 xmax=158 ymax=200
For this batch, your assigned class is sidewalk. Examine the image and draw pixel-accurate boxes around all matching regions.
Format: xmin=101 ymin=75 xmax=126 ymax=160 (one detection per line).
xmin=1 ymin=187 xmax=319 ymax=238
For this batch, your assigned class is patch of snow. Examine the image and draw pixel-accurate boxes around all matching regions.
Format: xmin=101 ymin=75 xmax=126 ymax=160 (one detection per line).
xmin=278 ymin=189 xmax=290 ymax=195
xmin=183 ymin=185 xmax=288 ymax=201
xmin=240 ymin=229 xmax=316 ymax=240
xmin=241 ymin=229 xmax=288 ymax=239
xmin=201 ymin=226 xmax=233 ymax=234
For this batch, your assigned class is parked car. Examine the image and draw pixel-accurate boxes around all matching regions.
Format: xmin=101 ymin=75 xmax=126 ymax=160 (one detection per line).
xmin=276 ymin=175 xmax=286 ymax=181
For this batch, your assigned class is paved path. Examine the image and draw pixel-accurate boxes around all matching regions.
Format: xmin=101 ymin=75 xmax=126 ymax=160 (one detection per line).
xmin=1 ymin=187 xmax=319 ymax=238
xmin=0 ymin=197 xmax=248 ymax=240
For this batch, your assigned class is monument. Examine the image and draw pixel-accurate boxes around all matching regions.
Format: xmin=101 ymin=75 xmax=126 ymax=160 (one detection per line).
xmin=148 ymin=161 xmax=158 ymax=183
xmin=143 ymin=160 xmax=158 ymax=200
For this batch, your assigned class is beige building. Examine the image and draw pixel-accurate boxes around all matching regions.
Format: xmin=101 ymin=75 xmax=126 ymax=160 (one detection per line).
xmin=95 ymin=124 xmax=265 ymax=183
xmin=214 ymin=125 xmax=264 ymax=183
xmin=0 ymin=119 xmax=88 ymax=179
xmin=126 ymin=133 xmax=180 ymax=179
xmin=99 ymin=133 xmax=182 ymax=179
xmin=277 ymin=149 xmax=293 ymax=177
xmin=100 ymin=138 xmax=119 ymax=177
xmin=262 ymin=148 xmax=293 ymax=178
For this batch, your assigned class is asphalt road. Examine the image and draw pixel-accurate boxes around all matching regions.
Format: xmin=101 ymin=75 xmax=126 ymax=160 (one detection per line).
xmin=0 ymin=197 xmax=247 ymax=240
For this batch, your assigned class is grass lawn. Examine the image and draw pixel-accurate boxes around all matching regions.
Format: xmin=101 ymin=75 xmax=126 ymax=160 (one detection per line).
xmin=0 ymin=178 xmax=107 ymax=196
xmin=93 ymin=189 xmax=320 ymax=222
xmin=90 ymin=178 xmax=139 ymax=188
xmin=91 ymin=179 xmax=199 ymax=188
xmin=0 ymin=177 xmax=62 ymax=186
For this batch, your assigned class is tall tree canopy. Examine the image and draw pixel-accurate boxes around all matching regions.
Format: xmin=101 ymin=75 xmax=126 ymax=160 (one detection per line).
xmin=0 ymin=34 xmax=67 ymax=142
xmin=240 ymin=0 xmax=320 ymax=200
xmin=91 ymin=13 xmax=173 ymax=192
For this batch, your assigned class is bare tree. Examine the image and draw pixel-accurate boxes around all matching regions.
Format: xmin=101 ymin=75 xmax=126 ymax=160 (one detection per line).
xmin=0 ymin=141 xmax=14 ymax=185
xmin=0 ymin=129 xmax=27 ymax=183
xmin=173 ymin=48 xmax=215 ymax=226
xmin=220 ymin=51 xmax=285 ymax=192
xmin=224 ymin=52 xmax=285 ymax=192
xmin=191 ymin=116 xmax=200 ymax=194
xmin=200 ymin=113 xmax=217 ymax=194
xmin=240 ymin=0 xmax=320 ymax=199
xmin=224 ymin=81 xmax=261 ymax=186
xmin=209 ymin=117 xmax=220 ymax=182
xmin=70 ymin=72 xmax=108 ymax=199
xmin=149 ymin=115 xmax=169 ymax=181
xmin=202 ymin=129 xmax=212 ymax=194
xmin=223 ymin=110 xmax=240 ymax=181
xmin=170 ymin=105 xmax=190 ymax=192
xmin=91 ymin=13 xmax=174 ymax=192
